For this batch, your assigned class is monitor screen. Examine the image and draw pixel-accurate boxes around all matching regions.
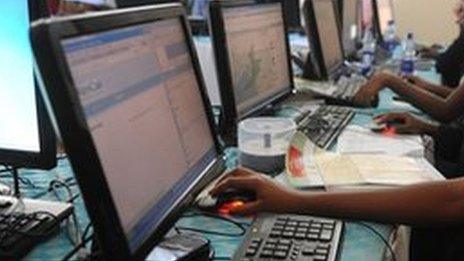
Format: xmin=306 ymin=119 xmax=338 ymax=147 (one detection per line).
xmin=0 ymin=0 xmax=40 ymax=153
xmin=342 ymin=0 xmax=359 ymax=55
xmin=376 ymin=0 xmax=393 ymax=35
xmin=61 ymin=18 xmax=216 ymax=251
xmin=222 ymin=4 xmax=291 ymax=117
xmin=313 ymin=0 xmax=344 ymax=73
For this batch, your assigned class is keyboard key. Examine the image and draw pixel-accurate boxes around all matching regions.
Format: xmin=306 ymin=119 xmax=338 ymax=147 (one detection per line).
xmin=309 ymin=228 xmax=321 ymax=234
xmin=266 ymin=239 xmax=278 ymax=244
xmin=314 ymin=254 xmax=327 ymax=261
xmin=279 ymin=239 xmax=291 ymax=245
xmin=283 ymin=231 xmax=295 ymax=238
xmin=263 ymin=244 xmax=276 ymax=251
xmin=299 ymin=222 xmax=310 ymax=227
xmin=285 ymin=226 xmax=296 ymax=232
xmin=302 ymin=246 xmax=316 ymax=255
xmin=316 ymin=248 xmax=329 ymax=255
xmin=297 ymin=227 xmax=308 ymax=233
xmin=273 ymin=250 xmax=288 ymax=259
xmin=295 ymin=233 xmax=306 ymax=239
xmin=260 ymin=250 xmax=273 ymax=258
xmin=307 ymin=233 xmax=319 ymax=240
xmin=276 ymin=244 xmax=290 ymax=251
xmin=270 ymin=230 xmax=282 ymax=238
xmin=287 ymin=221 xmax=298 ymax=226
xmin=311 ymin=223 xmax=322 ymax=229
xmin=320 ymin=230 xmax=333 ymax=241
xmin=245 ymin=248 xmax=257 ymax=257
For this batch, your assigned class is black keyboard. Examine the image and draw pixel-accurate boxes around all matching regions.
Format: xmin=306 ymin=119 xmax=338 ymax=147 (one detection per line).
xmin=233 ymin=213 xmax=343 ymax=261
xmin=0 ymin=210 xmax=60 ymax=258
xmin=296 ymin=105 xmax=355 ymax=149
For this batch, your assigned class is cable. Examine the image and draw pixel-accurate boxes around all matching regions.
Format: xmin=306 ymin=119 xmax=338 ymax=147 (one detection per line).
xmin=178 ymin=211 xmax=249 ymax=237
xmin=61 ymin=233 xmax=94 ymax=261
xmin=184 ymin=210 xmax=252 ymax=227
xmin=174 ymin=226 xmax=245 ymax=237
xmin=353 ymin=222 xmax=397 ymax=261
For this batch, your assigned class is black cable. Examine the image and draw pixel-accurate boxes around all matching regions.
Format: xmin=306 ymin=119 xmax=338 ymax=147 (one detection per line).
xmin=61 ymin=233 xmax=94 ymax=261
xmin=353 ymin=222 xmax=397 ymax=261
xmin=178 ymin=211 xmax=248 ymax=237
xmin=184 ymin=210 xmax=252 ymax=227
xmin=174 ymin=226 xmax=245 ymax=237
xmin=81 ymin=223 xmax=92 ymax=243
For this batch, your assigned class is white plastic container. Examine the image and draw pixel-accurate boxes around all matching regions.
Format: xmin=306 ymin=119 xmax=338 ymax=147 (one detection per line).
xmin=238 ymin=117 xmax=296 ymax=175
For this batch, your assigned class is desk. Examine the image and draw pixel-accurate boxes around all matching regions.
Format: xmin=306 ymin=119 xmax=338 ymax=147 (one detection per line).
xmin=24 ymin=42 xmax=442 ymax=260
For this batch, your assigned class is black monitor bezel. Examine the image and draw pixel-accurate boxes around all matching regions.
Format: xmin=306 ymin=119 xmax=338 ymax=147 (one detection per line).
xmin=0 ymin=0 xmax=56 ymax=170
xmin=209 ymin=0 xmax=295 ymax=139
xmin=372 ymin=0 xmax=395 ymax=43
xmin=302 ymin=0 xmax=345 ymax=80
xmin=30 ymin=4 xmax=223 ymax=260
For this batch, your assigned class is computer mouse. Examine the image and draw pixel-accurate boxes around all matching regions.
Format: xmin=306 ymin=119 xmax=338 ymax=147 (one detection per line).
xmin=196 ymin=188 xmax=256 ymax=213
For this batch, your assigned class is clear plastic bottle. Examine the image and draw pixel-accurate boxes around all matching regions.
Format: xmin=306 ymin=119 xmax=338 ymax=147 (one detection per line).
xmin=400 ymin=33 xmax=416 ymax=76
xmin=361 ymin=28 xmax=376 ymax=75
xmin=384 ymin=20 xmax=397 ymax=54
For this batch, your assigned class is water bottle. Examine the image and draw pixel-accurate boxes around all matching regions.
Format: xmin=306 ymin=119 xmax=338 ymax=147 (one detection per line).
xmin=400 ymin=33 xmax=416 ymax=76
xmin=384 ymin=20 xmax=397 ymax=54
xmin=360 ymin=28 xmax=376 ymax=76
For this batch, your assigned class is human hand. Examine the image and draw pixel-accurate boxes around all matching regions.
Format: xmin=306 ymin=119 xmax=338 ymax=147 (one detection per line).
xmin=210 ymin=168 xmax=301 ymax=215
xmin=418 ymin=46 xmax=440 ymax=59
xmin=374 ymin=112 xmax=429 ymax=134
xmin=353 ymin=73 xmax=388 ymax=107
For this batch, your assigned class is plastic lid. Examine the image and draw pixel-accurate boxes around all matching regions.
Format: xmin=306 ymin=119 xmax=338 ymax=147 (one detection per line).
xmin=239 ymin=117 xmax=296 ymax=135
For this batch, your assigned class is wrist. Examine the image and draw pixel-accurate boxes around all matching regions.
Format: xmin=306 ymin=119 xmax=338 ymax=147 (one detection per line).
xmin=419 ymin=121 xmax=440 ymax=135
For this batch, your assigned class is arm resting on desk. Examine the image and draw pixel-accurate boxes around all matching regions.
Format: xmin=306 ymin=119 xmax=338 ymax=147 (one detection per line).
xmin=355 ymin=73 xmax=464 ymax=122
xmin=212 ymin=168 xmax=464 ymax=227
xmin=404 ymin=75 xmax=453 ymax=98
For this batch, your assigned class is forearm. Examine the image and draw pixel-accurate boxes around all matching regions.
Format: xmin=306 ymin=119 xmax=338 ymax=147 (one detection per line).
xmin=420 ymin=82 xmax=453 ymax=98
xmin=287 ymin=179 xmax=464 ymax=227
xmin=384 ymin=76 xmax=456 ymax=122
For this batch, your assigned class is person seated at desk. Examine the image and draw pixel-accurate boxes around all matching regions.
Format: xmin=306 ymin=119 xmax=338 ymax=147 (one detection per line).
xmin=211 ymin=168 xmax=464 ymax=261
xmin=420 ymin=0 xmax=464 ymax=87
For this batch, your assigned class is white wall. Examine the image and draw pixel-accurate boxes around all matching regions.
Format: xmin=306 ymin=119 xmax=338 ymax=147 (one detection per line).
xmin=394 ymin=0 xmax=459 ymax=45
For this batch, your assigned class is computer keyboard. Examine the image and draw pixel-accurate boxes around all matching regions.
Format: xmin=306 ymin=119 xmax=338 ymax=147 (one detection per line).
xmin=296 ymin=105 xmax=355 ymax=149
xmin=333 ymin=74 xmax=367 ymax=101
xmin=0 ymin=197 xmax=73 ymax=259
xmin=233 ymin=213 xmax=343 ymax=261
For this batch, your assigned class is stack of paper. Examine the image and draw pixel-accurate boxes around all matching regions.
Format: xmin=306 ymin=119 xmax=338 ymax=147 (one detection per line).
xmin=336 ymin=126 xmax=424 ymax=157
xmin=286 ymin=131 xmax=442 ymax=189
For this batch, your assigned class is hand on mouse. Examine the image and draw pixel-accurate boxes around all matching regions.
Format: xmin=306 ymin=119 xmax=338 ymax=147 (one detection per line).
xmin=374 ymin=112 xmax=431 ymax=134
xmin=210 ymin=168 xmax=301 ymax=216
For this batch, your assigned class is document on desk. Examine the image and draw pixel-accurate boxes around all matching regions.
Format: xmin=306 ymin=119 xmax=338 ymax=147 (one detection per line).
xmin=337 ymin=126 xmax=424 ymax=157
xmin=286 ymin=131 xmax=441 ymax=188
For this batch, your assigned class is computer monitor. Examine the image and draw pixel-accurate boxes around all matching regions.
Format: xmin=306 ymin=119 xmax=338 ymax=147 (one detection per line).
xmin=258 ymin=0 xmax=303 ymax=33
xmin=31 ymin=4 xmax=221 ymax=259
xmin=209 ymin=0 xmax=294 ymax=140
xmin=372 ymin=0 xmax=394 ymax=41
xmin=303 ymin=0 xmax=345 ymax=80
xmin=0 ymin=0 xmax=56 ymax=169
xmin=340 ymin=0 xmax=360 ymax=57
